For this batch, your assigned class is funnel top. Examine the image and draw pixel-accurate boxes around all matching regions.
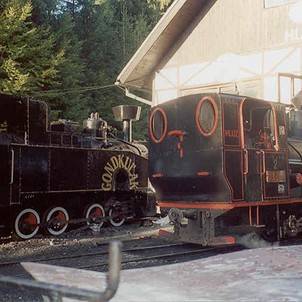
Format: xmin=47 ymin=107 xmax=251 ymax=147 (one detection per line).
xmin=112 ymin=105 xmax=141 ymax=121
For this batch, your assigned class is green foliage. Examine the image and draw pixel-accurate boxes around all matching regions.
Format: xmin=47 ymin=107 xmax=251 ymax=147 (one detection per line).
xmin=0 ymin=0 xmax=64 ymax=94
xmin=42 ymin=13 xmax=86 ymax=121
xmin=0 ymin=0 xmax=172 ymax=140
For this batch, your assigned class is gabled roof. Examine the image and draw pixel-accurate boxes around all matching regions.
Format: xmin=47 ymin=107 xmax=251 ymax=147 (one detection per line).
xmin=116 ymin=0 xmax=216 ymax=91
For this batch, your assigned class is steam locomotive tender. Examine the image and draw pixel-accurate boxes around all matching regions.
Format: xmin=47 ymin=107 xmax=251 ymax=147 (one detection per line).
xmin=0 ymin=94 xmax=154 ymax=239
xmin=149 ymin=93 xmax=302 ymax=245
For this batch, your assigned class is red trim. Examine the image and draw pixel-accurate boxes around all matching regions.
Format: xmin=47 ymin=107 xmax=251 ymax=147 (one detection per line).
xmin=149 ymin=107 xmax=168 ymax=144
xmin=159 ymin=202 xmax=234 ymax=210
xmin=249 ymin=206 xmax=252 ymax=225
xmin=158 ymin=229 xmax=173 ymax=238
xmin=158 ymin=198 xmax=302 ymax=210
xmin=210 ymin=236 xmax=236 ymax=246
xmin=239 ymin=98 xmax=246 ymax=149
xmin=168 ymin=130 xmax=184 ymax=137
xmin=197 ymin=171 xmax=210 ymax=176
xmin=222 ymin=101 xmax=242 ymax=147
xmin=271 ymin=105 xmax=280 ymax=151
xmin=195 ymin=96 xmax=218 ymax=137
xmin=152 ymin=173 xmax=163 ymax=178
xmin=168 ymin=130 xmax=185 ymax=159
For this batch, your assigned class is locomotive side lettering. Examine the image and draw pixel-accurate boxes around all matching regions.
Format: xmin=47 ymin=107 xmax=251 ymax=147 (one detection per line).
xmin=224 ymin=129 xmax=239 ymax=138
xmin=101 ymin=155 xmax=139 ymax=191
xmin=265 ymin=170 xmax=286 ymax=183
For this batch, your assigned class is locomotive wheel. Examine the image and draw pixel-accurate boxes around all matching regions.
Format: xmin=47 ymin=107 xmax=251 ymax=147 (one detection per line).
xmin=14 ymin=209 xmax=40 ymax=240
xmin=109 ymin=204 xmax=126 ymax=227
xmin=44 ymin=207 xmax=69 ymax=236
xmin=85 ymin=203 xmax=105 ymax=231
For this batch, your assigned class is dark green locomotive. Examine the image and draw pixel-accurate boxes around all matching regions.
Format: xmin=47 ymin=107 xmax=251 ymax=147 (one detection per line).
xmin=149 ymin=93 xmax=302 ymax=245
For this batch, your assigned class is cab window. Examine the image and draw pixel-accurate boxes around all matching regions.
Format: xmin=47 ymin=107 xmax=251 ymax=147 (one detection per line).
xmin=243 ymin=100 xmax=277 ymax=150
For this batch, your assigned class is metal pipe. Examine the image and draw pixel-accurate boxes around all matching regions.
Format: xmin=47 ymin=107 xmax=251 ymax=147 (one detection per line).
xmin=102 ymin=241 xmax=122 ymax=302
xmin=125 ymin=88 xmax=152 ymax=106
xmin=0 ymin=241 xmax=122 ymax=302
xmin=122 ymin=120 xmax=132 ymax=143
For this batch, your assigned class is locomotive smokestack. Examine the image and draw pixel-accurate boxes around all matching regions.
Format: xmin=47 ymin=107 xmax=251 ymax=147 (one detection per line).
xmin=112 ymin=105 xmax=141 ymax=143
xmin=122 ymin=119 xmax=132 ymax=142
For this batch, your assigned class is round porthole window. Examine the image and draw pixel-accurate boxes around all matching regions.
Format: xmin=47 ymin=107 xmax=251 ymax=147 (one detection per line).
xmin=149 ymin=108 xmax=168 ymax=143
xmin=195 ymin=96 xmax=218 ymax=137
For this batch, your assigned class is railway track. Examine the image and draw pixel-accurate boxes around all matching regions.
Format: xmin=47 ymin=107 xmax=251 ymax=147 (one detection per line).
xmin=0 ymin=241 xmax=244 ymax=278
xmin=0 ymin=242 xmax=183 ymax=267
xmin=80 ymin=243 xmax=243 ymax=271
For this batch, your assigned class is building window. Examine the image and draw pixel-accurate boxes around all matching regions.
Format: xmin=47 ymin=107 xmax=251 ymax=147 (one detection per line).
xmin=278 ymin=73 xmax=302 ymax=104
xmin=264 ymin=0 xmax=301 ymax=8
xmin=181 ymin=82 xmax=239 ymax=97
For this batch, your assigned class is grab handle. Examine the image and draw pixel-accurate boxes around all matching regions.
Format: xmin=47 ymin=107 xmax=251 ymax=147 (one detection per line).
xmin=260 ymin=150 xmax=266 ymax=175
xmin=243 ymin=149 xmax=249 ymax=175
xmin=10 ymin=149 xmax=14 ymax=185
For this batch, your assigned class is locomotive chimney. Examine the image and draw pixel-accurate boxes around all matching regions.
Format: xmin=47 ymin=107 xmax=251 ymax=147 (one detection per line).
xmin=112 ymin=105 xmax=141 ymax=143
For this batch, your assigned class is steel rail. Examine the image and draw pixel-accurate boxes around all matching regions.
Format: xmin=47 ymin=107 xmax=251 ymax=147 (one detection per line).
xmin=0 ymin=242 xmax=185 ymax=268
xmin=79 ymin=244 xmax=243 ymax=271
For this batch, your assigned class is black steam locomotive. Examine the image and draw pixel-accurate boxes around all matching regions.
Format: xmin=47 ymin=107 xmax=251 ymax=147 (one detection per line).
xmin=0 ymin=93 xmax=154 ymax=239
xmin=149 ymin=93 xmax=302 ymax=245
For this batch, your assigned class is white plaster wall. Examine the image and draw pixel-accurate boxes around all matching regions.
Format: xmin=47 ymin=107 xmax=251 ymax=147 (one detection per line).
xmin=153 ymin=0 xmax=302 ymax=105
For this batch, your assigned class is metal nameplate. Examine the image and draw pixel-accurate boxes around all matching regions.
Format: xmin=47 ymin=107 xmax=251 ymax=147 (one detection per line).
xmin=266 ymin=170 xmax=286 ymax=183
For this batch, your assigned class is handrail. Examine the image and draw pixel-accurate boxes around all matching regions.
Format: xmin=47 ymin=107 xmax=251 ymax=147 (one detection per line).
xmin=260 ymin=150 xmax=266 ymax=176
xmin=243 ymin=149 xmax=248 ymax=175
xmin=0 ymin=241 xmax=122 ymax=302
xmin=9 ymin=149 xmax=14 ymax=185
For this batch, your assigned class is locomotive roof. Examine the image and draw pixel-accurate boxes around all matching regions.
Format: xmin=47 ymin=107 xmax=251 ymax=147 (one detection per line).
xmin=155 ymin=93 xmax=288 ymax=108
xmin=0 ymin=93 xmax=46 ymax=105
xmin=219 ymin=93 xmax=288 ymax=107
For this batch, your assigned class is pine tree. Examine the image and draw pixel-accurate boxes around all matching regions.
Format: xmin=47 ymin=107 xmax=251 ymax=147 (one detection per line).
xmin=70 ymin=0 xmax=171 ymax=138
xmin=31 ymin=0 xmax=58 ymax=25
xmin=41 ymin=13 xmax=86 ymax=121
xmin=0 ymin=0 xmax=172 ymax=135
xmin=0 ymin=0 xmax=64 ymax=94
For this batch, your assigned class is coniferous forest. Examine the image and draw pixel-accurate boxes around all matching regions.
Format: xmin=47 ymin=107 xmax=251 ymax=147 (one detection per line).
xmin=0 ymin=0 xmax=172 ymax=138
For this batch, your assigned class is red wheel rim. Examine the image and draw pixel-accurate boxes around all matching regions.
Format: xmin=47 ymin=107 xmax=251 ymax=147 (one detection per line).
xmin=46 ymin=207 xmax=69 ymax=236
xmin=85 ymin=204 xmax=105 ymax=229
xmin=109 ymin=206 xmax=125 ymax=227
xmin=15 ymin=209 xmax=40 ymax=240
xmin=19 ymin=213 xmax=37 ymax=235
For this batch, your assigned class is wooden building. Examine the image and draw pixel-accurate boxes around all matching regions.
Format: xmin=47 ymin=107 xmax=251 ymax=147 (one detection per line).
xmin=116 ymin=0 xmax=302 ymax=106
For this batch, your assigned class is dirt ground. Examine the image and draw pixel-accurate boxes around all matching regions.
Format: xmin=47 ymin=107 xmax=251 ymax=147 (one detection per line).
xmin=0 ymin=222 xmax=168 ymax=262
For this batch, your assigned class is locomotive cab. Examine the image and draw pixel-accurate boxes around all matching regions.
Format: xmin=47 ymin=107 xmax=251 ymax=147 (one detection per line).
xmin=150 ymin=93 xmax=302 ymax=245
xmin=240 ymin=98 xmax=288 ymax=201
xmin=0 ymin=95 xmax=27 ymax=144
xmin=288 ymin=109 xmax=302 ymax=138
xmin=287 ymin=109 xmax=302 ymax=191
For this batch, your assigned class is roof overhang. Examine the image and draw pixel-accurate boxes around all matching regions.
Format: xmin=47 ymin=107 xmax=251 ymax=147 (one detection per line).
xmin=116 ymin=0 xmax=216 ymax=92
